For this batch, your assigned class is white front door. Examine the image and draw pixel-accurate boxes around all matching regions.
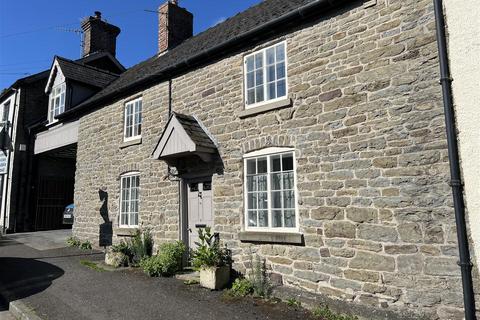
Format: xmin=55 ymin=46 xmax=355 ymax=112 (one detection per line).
xmin=187 ymin=179 xmax=213 ymax=249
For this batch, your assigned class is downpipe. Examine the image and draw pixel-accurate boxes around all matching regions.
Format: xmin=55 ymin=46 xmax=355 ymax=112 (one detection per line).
xmin=433 ymin=0 xmax=476 ymax=319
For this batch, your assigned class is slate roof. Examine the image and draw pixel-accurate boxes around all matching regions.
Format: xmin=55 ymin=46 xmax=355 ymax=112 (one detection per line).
xmin=174 ymin=113 xmax=217 ymax=150
xmin=60 ymin=0 xmax=335 ymax=118
xmin=0 ymin=52 xmax=124 ymax=102
xmin=56 ymin=57 xmax=119 ymax=89
xmin=152 ymin=112 xmax=217 ymax=160
xmin=0 ymin=70 xmax=50 ymax=103
xmin=174 ymin=112 xmax=217 ymax=149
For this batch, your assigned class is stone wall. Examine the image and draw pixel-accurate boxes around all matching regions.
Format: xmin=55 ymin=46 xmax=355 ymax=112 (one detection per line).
xmin=73 ymin=0 xmax=479 ymax=319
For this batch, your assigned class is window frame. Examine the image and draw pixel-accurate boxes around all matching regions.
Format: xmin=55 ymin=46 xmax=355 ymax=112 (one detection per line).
xmin=243 ymin=41 xmax=289 ymax=110
xmin=1 ymin=100 xmax=11 ymax=123
xmin=48 ymin=83 xmax=66 ymax=124
xmin=118 ymin=171 xmax=140 ymax=228
xmin=243 ymin=147 xmax=299 ymax=233
xmin=123 ymin=97 xmax=143 ymax=142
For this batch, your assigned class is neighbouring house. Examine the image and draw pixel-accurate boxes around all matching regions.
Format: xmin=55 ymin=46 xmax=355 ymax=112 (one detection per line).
xmin=0 ymin=11 xmax=125 ymax=233
xmin=2 ymin=0 xmax=478 ymax=319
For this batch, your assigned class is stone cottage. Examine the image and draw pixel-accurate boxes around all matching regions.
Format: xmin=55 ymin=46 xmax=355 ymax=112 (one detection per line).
xmin=57 ymin=0 xmax=478 ymax=319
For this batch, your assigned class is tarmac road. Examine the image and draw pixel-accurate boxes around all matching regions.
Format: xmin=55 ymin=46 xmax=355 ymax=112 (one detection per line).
xmin=0 ymin=232 xmax=310 ymax=320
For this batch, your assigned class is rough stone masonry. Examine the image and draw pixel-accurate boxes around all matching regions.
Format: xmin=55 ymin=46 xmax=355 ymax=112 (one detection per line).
xmin=73 ymin=0 xmax=479 ymax=319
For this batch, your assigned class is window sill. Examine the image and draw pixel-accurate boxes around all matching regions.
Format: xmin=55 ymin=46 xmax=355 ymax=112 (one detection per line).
xmin=46 ymin=120 xmax=61 ymax=129
xmin=238 ymin=231 xmax=304 ymax=245
xmin=115 ymin=227 xmax=139 ymax=236
xmin=238 ymin=98 xmax=292 ymax=118
xmin=120 ymin=137 xmax=142 ymax=149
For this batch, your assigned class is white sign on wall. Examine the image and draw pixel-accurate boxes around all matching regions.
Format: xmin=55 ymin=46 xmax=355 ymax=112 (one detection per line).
xmin=0 ymin=153 xmax=7 ymax=174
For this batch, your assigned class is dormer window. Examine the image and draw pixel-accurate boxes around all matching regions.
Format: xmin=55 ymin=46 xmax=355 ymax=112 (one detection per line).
xmin=48 ymin=83 xmax=66 ymax=123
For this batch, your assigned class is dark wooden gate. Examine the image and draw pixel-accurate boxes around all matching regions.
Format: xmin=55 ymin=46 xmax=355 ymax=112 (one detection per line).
xmin=35 ymin=176 xmax=74 ymax=231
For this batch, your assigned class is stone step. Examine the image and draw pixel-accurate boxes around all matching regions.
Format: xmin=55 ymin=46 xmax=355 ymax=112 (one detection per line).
xmin=175 ymin=270 xmax=200 ymax=282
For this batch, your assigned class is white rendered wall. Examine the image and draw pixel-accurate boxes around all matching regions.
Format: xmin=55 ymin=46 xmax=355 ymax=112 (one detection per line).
xmin=444 ymin=0 xmax=480 ymax=268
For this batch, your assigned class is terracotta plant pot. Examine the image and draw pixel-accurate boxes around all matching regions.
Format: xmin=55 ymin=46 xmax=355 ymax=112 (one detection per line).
xmin=199 ymin=265 xmax=230 ymax=290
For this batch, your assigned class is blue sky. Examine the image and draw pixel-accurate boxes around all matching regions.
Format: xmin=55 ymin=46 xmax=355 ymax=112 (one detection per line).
xmin=0 ymin=0 xmax=260 ymax=90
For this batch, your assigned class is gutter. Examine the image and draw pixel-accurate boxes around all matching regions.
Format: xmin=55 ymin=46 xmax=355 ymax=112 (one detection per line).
xmin=433 ymin=1 xmax=476 ymax=319
xmin=57 ymin=0 xmax=349 ymax=121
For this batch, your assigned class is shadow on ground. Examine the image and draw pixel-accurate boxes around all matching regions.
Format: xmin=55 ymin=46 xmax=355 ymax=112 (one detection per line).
xmin=0 ymin=258 xmax=64 ymax=311
xmin=0 ymin=238 xmax=17 ymax=248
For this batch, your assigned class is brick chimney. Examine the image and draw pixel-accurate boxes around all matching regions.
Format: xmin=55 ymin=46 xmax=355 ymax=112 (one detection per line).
xmin=81 ymin=11 xmax=121 ymax=57
xmin=158 ymin=0 xmax=193 ymax=54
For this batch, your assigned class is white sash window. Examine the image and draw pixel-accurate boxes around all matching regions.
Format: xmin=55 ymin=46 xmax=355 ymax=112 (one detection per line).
xmin=48 ymin=83 xmax=66 ymax=123
xmin=124 ymin=97 xmax=142 ymax=141
xmin=244 ymin=41 xmax=288 ymax=108
xmin=119 ymin=172 xmax=140 ymax=227
xmin=244 ymin=148 xmax=298 ymax=231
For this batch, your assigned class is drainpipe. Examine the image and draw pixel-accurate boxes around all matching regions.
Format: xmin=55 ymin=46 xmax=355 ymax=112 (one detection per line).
xmin=433 ymin=1 xmax=476 ymax=319
xmin=168 ymin=79 xmax=172 ymax=117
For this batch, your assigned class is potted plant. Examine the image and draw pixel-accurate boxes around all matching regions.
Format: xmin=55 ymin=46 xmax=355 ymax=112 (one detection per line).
xmin=191 ymin=227 xmax=232 ymax=290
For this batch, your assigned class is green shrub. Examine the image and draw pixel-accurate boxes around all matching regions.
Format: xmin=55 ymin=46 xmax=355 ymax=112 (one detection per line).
xmin=110 ymin=229 xmax=153 ymax=266
xmin=312 ymin=306 xmax=358 ymax=320
xmin=129 ymin=229 xmax=153 ymax=265
xmin=249 ymin=253 xmax=272 ymax=298
xmin=190 ymin=227 xmax=231 ymax=270
xmin=111 ymin=241 xmax=132 ymax=256
xmin=140 ymin=241 xmax=187 ymax=277
xmin=79 ymin=241 xmax=92 ymax=250
xmin=66 ymin=236 xmax=81 ymax=247
xmin=229 ymin=278 xmax=254 ymax=297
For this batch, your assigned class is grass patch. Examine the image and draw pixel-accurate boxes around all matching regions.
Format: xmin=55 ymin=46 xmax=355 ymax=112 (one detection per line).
xmin=79 ymin=241 xmax=92 ymax=250
xmin=80 ymin=260 xmax=106 ymax=272
xmin=183 ymin=279 xmax=199 ymax=285
xmin=67 ymin=237 xmax=93 ymax=251
xmin=66 ymin=236 xmax=81 ymax=247
xmin=286 ymin=298 xmax=301 ymax=309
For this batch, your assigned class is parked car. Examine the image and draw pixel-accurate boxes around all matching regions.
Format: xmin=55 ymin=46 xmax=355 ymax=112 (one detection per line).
xmin=62 ymin=204 xmax=75 ymax=225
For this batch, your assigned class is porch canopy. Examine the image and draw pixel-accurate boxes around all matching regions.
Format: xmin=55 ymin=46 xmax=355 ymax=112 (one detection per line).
xmin=152 ymin=113 xmax=217 ymax=164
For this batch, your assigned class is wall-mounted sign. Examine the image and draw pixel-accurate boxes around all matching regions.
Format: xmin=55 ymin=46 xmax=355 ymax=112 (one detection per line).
xmin=0 ymin=152 xmax=7 ymax=174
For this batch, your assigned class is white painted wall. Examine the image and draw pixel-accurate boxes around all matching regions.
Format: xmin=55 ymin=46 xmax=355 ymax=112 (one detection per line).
xmin=443 ymin=0 xmax=480 ymax=268
xmin=0 ymin=89 xmax=20 ymax=233
xmin=34 ymin=120 xmax=79 ymax=155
